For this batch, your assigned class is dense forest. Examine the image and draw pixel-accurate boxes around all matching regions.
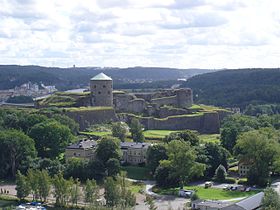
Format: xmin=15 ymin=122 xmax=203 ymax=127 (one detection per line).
xmin=184 ymin=68 xmax=280 ymax=109
xmin=0 ymin=65 xmax=211 ymax=90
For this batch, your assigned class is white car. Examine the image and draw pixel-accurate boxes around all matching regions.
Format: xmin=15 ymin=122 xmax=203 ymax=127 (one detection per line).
xmin=178 ymin=189 xmax=195 ymax=198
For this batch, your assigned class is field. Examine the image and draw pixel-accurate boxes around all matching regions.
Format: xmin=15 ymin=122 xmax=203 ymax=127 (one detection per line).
xmin=153 ymin=186 xmax=260 ymax=200
xmin=121 ymin=166 xmax=151 ymax=180
xmin=198 ymin=134 xmax=220 ymax=143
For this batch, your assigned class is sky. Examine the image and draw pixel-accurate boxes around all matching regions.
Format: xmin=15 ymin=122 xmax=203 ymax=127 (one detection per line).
xmin=0 ymin=0 xmax=280 ymax=69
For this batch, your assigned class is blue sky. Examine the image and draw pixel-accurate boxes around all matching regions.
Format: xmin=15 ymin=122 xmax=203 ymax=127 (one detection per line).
xmin=0 ymin=0 xmax=279 ymax=69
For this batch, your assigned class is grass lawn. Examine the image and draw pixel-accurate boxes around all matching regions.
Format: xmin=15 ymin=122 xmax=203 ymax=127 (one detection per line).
xmin=129 ymin=182 xmax=145 ymax=194
xmin=121 ymin=166 xmax=151 ymax=180
xmin=80 ymin=131 xmax=111 ymax=137
xmin=153 ymin=186 xmax=260 ymax=200
xmin=143 ymin=130 xmax=175 ymax=139
xmin=198 ymin=134 xmax=220 ymax=144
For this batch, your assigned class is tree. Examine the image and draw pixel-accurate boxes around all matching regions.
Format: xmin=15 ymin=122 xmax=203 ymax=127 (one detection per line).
xmin=202 ymin=143 xmax=229 ymax=178
xmin=52 ymin=173 xmax=71 ymax=207
xmin=52 ymin=114 xmax=79 ymax=134
xmin=69 ymin=178 xmax=80 ymax=207
xmin=262 ymin=187 xmax=280 ymax=210
xmin=214 ymin=165 xmax=227 ymax=182
xmin=84 ymin=179 xmax=99 ymax=207
xmin=29 ymin=121 xmax=73 ymax=159
xmin=165 ymin=130 xmax=199 ymax=146
xmin=95 ymin=137 xmax=121 ymax=164
xmin=87 ymin=159 xmax=106 ymax=181
xmin=129 ymin=118 xmax=145 ymax=142
xmin=146 ymin=195 xmax=157 ymax=210
xmin=37 ymin=170 xmax=51 ymax=202
xmin=112 ymin=122 xmax=127 ymax=142
xmin=118 ymin=171 xmax=136 ymax=208
xmin=104 ymin=177 xmax=120 ymax=207
xmin=27 ymin=169 xmax=40 ymax=200
xmin=64 ymin=158 xmax=88 ymax=181
xmin=154 ymin=165 xmax=179 ymax=188
xmin=0 ymin=129 xmax=36 ymax=178
xmin=16 ymin=171 xmax=30 ymax=200
xmin=147 ymin=144 xmax=168 ymax=174
xmin=160 ymin=140 xmax=205 ymax=188
xmin=234 ymin=130 xmax=280 ymax=186
xmin=106 ymin=158 xmax=121 ymax=177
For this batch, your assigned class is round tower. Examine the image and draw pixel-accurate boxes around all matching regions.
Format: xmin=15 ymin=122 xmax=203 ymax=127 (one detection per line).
xmin=90 ymin=73 xmax=113 ymax=106
xmin=176 ymin=88 xmax=193 ymax=108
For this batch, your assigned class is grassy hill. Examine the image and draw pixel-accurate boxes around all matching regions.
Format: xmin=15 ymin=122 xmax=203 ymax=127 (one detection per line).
xmin=184 ymin=68 xmax=280 ymax=108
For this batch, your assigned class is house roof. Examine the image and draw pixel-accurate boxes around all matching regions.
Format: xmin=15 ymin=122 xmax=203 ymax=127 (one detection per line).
xmin=120 ymin=142 xmax=151 ymax=149
xmin=235 ymin=192 xmax=264 ymax=210
xmin=192 ymin=200 xmax=232 ymax=208
xmin=67 ymin=139 xmax=97 ymax=150
xmin=90 ymin=73 xmax=112 ymax=81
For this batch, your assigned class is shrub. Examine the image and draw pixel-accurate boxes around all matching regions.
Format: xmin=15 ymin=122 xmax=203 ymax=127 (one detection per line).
xmin=237 ymin=179 xmax=247 ymax=185
xmin=224 ymin=177 xmax=236 ymax=184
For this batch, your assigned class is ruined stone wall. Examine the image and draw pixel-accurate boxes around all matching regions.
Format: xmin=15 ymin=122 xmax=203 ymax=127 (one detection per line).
xmin=120 ymin=112 xmax=220 ymax=134
xmin=127 ymin=99 xmax=146 ymax=113
xmin=151 ymin=96 xmax=177 ymax=108
xmin=66 ymin=108 xmax=117 ymax=130
xmin=158 ymin=106 xmax=190 ymax=118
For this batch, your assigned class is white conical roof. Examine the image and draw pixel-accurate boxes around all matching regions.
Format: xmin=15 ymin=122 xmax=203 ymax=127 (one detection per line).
xmin=90 ymin=72 xmax=112 ymax=81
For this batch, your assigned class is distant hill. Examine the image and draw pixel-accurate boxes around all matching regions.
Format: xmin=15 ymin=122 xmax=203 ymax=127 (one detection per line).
xmin=0 ymin=65 xmax=212 ymax=90
xmin=183 ymin=68 xmax=280 ymax=108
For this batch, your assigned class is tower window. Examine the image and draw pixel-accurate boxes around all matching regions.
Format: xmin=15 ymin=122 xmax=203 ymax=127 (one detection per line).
xmin=108 ymin=91 xmax=110 ymax=94
xmin=103 ymin=85 xmax=106 ymax=88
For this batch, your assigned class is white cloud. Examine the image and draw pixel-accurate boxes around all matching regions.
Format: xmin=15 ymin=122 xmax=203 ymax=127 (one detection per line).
xmin=0 ymin=0 xmax=280 ymax=68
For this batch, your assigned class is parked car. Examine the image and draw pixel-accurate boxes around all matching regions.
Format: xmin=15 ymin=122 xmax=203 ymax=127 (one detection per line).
xmin=245 ymin=187 xmax=251 ymax=192
xmin=204 ymin=181 xmax=213 ymax=188
xmin=178 ymin=189 xmax=195 ymax=198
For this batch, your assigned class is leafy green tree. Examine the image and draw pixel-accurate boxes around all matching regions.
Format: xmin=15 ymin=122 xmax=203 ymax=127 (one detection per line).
xmin=29 ymin=121 xmax=73 ymax=159
xmin=202 ymin=143 xmax=229 ymax=178
xmin=234 ymin=130 xmax=280 ymax=186
xmin=84 ymin=179 xmax=99 ymax=207
xmin=104 ymin=177 xmax=120 ymax=207
xmin=16 ymin=171 xmax=30 ymax=200
xmin=95 ymin=137 xmax=121 ymax=164
xmin=64 ymin=158 xmax=88 ymax=181
xmin=69 ymin=178 xmax=80 ymax=207
xmin=87 ymin=160 xmax=106 ymax=181
xmin=27 ymin=169 xmax=40 ymax=200
xmin=37 ymin=158 xmax=64 ymax=177
xmin=129 ymin=118 xmax=145 ymax=142
xmin=106 ymin=158 xmax=121 ymax=177
xmin=147 ymin=144 xmax=168 ymax=174
xmin=160 ymin=140 xmax=205 ymax=188
xmin=112 ymin=122 xmax=127 ymax=142
xmin=37 ymin=170 xmax=51 ymax=202
xmin=165 ymin=130 xmax=199 ymax=146
xmin=52 ymin=114 xmax=79 ymax=134
xmin=52 ymin=173 xmax=71 ymax=207
xmin=0 ymin=129 xmax=36 ymax=178
xmin=262 ymin=187 xmax=280 ymax=210
xmin=154 ymin=165 xmax=179 ymax=188
xmin=214 ymin=165 xmax=227 ymax=182
xmin=118 ymin=171 xmax=136 ymax=208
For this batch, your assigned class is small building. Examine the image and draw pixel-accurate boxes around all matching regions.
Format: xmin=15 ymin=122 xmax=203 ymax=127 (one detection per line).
xmin=65 ymin=139 xmax=97 ymax=161
xmin=191 ymin=192 xmax=264 ymax=210
xmin=120 ymin=142 xmax=151 ymax=165
xmin=238 ymin=160 xmax=253 ymax=177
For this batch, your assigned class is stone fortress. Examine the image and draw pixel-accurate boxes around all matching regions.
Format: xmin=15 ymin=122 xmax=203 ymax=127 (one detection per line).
xmin=36 ymin=72 xmax=230 ymax=134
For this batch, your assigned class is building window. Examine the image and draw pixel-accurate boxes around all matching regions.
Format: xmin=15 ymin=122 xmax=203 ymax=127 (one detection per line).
xmin=108 ymin=91 xmax=110 ymax=94
xmin=98 ymin=91 xmax=101 ymax=94
xmin=94 ymin=85 xmax=96 ymax=88
xmin=103 ymin=85 xmax=106 ymax=88
xmin=73 ymin=152 xmax=76 ymax=156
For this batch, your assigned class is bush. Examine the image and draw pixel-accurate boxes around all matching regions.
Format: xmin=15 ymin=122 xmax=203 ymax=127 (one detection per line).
xmin=237 ymin=179 xmax=247 ymax=185
xmin=224 ymin=177 xmax=236 ymax=184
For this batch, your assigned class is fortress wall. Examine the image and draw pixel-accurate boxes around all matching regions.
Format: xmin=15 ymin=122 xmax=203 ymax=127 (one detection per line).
xmin=127 ymin=99 xmax=146 ymax=113
xmin=121 ymin=112 xmax=220 ymax=134
xmin=158 ymin=106 xmax=190 ymax=118
xmin=151 ymin=96 xmax=177 ymax=108
xmin=66 ymin=108 xmax=117 ymax=130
